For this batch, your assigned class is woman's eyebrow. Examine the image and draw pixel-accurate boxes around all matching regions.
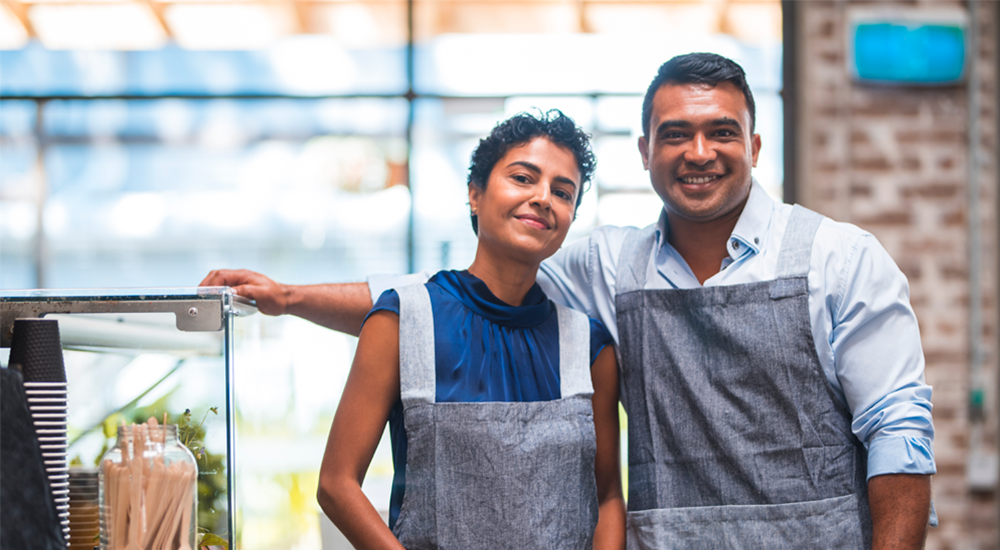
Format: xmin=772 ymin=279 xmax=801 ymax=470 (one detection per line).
xmin=554 ymin=175 xmax=578 ymax=190
xmin=506 ymin=160 xmax=542 ymax=173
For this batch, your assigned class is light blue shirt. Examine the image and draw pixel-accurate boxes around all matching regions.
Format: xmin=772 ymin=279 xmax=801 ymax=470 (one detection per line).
xmin=368 ymin=180 xmax=936 ymax=480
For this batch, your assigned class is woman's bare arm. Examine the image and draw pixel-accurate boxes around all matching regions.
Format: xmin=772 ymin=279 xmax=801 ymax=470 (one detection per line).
xmin=200 ymin=269 xmax=372 ymax=336
xmin=591 ymin=346 xmax=626 ymax=550
xmin=317 ymin=311 xmax=405 ymax=549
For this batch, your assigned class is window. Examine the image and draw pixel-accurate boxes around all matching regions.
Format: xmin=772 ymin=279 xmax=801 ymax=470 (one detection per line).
xmin=0 ymin=2 xmax=782 ymax=548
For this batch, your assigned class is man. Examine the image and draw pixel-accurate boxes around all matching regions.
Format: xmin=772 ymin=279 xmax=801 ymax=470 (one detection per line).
xmin=202 ymin=53 xmax=935 ymax=548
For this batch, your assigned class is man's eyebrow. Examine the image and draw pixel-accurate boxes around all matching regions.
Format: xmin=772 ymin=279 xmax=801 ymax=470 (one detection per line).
xmin=655 ymin=117 xmax=744 ymax=134
xmin=655 ymin=120 xmax=691 ymax=133
xmin=507 ymin=160 xmax=578 ymax=190
xmin=711 ymin=117 xmax=743 ymax=130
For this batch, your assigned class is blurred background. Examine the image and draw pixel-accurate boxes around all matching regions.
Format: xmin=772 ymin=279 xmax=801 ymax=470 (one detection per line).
xmin=0 ymin=0 xmax=997 ymax=549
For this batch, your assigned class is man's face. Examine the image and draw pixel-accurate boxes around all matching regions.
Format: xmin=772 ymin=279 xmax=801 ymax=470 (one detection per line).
xmin=638 ymin=81 xmax=761 ymax=224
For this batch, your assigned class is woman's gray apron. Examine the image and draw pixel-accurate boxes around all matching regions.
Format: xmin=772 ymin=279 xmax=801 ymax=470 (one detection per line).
xmin=616 ymin=206 xmax=872 ymax=549
xmin=392 ymin=284 xmax=599 ymax=549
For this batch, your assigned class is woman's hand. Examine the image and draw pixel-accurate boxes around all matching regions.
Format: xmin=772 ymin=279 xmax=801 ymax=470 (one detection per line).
xmin=317 ymin=310 xmax=405 ymax=550
xmin=591 ymin=346 xmax=626 ymax=550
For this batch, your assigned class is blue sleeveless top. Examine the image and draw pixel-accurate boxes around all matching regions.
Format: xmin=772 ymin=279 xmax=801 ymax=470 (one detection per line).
xmin=365 ymin=270 xmax=614 ymax=528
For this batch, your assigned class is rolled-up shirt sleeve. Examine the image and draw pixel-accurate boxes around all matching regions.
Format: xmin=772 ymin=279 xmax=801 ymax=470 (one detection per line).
xmin=538 ymin=235 xmax=597 ymax=314
xmin=539 ymin=227 xmax=633 ymax=345
xmin=367 ymin=271 xmax=431 ymax=303
xmin=830 ymin=234 xmax=936 ymax=479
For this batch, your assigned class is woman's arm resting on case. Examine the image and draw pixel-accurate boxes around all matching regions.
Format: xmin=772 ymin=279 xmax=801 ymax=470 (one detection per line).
xmin=591 ymin=346 xmax=626 ymax=550
xmin=317 ymin=311 xmax=405 ymax=550
xmin=200 ymin=269 xmax=373 ymax=336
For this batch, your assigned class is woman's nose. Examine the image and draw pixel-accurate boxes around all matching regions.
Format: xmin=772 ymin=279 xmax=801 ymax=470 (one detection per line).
xmin=530 ymin=182 xmax=552 ymax=208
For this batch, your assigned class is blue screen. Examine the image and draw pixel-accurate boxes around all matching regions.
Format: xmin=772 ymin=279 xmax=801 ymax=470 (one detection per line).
xmin=853 ymin=22 xmax=965 ymax=84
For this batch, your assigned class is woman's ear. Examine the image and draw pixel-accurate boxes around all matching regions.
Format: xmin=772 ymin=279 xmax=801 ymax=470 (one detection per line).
xmin=468 ymin=184 xmax=481 ymax=215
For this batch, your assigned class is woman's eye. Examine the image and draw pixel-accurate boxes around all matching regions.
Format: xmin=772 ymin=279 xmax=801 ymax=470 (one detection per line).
xmin=512 ymin=174 xmax=530 ymax=184
xmin=554 ymin=189 xmax=573 ymax=201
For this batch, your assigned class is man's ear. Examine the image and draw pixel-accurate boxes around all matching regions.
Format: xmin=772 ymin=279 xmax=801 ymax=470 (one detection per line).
xmin=751 ymin=134 xmax=762 ymax=168
xmin=638 ymin=135 xmax=651 ymax=170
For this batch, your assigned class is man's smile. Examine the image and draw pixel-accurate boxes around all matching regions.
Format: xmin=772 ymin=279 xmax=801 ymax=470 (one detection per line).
xmin=678 ymin=174 xmax=723 ymax=185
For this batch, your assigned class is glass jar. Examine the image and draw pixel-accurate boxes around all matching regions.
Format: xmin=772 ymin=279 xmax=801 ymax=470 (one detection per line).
xmin=98 ymin=423 xmax=197 ymax=550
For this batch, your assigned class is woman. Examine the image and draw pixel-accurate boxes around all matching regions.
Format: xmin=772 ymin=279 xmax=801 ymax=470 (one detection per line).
xmin=317 ymin=110 xmax=625 ymax=549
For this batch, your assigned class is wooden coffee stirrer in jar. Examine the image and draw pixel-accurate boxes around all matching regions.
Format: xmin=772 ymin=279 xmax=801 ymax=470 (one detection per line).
xmin=125 ymin=423 xmax=145 ymax=550
xmin=104 ymin=415 xmax=197 ymax=550
xmin=141 ymin=416 xmax=173 ymax=549
xmin=150 ymin=461 xmax=188 ymax=549
xmin=113 ymin=421 xmax=131 ymax=549
xmin=140 ymin=417 xmax=161 ymax=548
xmin=176 ymin=465 xmax=195 ymax=550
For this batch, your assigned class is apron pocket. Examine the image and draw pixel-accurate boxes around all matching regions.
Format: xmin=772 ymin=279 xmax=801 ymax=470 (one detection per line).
xmin=626 ymin=493 xmax=864 ymax=550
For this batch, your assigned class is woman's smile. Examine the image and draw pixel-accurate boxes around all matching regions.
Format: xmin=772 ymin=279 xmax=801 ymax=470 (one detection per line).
xmin=515 ymin=213 xmax=552 ymax=230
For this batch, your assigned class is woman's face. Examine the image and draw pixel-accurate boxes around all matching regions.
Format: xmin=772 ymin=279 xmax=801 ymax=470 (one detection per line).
xmin=469 ymin=136 xmax=581 ymax=265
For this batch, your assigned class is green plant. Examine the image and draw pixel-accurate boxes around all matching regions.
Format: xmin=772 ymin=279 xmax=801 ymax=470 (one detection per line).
xmin=172 ymin=407 xmax=229 ymax=539
xmin=179 ymin=407 xmax=219 ymax=461
xmin=198 ymin=532 xmax=230 ymax=549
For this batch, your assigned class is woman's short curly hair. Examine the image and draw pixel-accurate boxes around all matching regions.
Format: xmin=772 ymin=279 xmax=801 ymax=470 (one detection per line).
xmin=467 ymin=109 xmax=596 ymax=235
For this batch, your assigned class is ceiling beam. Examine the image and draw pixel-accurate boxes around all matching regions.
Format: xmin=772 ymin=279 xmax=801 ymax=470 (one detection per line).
xmin=3 ymin=0 xmax=36 ymax=38
xmin=142 ymin=0 xmax=173 ymax=40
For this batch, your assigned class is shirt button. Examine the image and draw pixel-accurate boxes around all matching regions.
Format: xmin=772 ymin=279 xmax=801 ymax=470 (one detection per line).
xmin=754 ymin=237 xmax=760 ymax=245
xmin=731 ymin=240 xmax=740 ymax=250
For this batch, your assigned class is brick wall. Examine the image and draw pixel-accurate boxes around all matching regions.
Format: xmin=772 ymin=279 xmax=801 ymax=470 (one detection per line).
xmin=795 ymin=1 xmax=999 ymax=548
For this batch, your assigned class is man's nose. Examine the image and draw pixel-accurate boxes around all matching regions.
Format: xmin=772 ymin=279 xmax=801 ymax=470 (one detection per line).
xmin=684 ymin=134 xmax=716 ymax=165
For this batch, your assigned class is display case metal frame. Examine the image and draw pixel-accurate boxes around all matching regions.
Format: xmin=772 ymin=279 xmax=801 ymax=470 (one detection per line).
xmin=0 ymin=286 xmax=255 ymax=547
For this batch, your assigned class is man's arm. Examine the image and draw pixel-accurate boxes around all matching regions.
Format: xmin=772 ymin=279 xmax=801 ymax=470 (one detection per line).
xmin=868 ymin=474 xmax=931 ymax=550
xmin=539 ymin=226 xmax=640 ymax=344
xmin=200 ymin=269 xmax=373 ymax=336
xmin=826 ymin=232 xmax=936 ymax=547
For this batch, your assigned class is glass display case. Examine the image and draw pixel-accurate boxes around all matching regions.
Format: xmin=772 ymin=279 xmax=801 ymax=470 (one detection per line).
xmin=1 ymin=286 xmax=256 ymax=548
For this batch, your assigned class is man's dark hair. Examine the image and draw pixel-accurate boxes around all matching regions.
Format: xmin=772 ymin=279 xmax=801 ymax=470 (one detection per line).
xmin=468 ymin=109 xmax=595 ymax=235
xmin=641 ymin=52 xmax=756 ymax=137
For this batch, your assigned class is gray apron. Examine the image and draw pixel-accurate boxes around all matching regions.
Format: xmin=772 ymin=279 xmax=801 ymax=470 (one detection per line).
xmin=392 ymin=283 xmax=599 ymax=549
xmin=616 ymin=206 xmax=872 ymax=549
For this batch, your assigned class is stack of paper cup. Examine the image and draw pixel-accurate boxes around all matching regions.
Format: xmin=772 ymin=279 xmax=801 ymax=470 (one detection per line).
xmin=9 ymin=318 xmax=71 ymax=546
xmin=68 ymin=468 xmax=100 ymax=550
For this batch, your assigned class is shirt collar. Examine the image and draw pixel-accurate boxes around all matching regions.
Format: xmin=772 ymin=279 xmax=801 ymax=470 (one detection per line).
xmin=728 ymin=177 xmax=775 ymax=259
xmin=653 ymin=177 xmax=775 ymax=261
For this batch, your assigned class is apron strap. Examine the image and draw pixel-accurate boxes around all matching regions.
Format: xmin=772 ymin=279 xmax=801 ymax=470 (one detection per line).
xmin=555 ymin=302 xmax=594 ymax=398
xmin=616 ymin=224 xmax=659 ymax=295
xmin=775 ymin=205 xmax=824 ymax=279
xmin=396 ymin=283 xmax=436 ymax=408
